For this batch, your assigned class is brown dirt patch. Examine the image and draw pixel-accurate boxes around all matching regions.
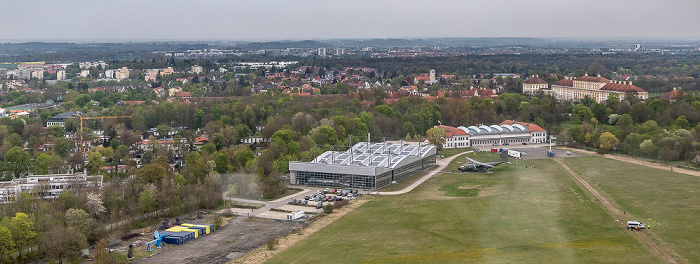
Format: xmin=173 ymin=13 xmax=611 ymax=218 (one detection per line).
xmin=230 ymin=197 xmax=371 ymax=264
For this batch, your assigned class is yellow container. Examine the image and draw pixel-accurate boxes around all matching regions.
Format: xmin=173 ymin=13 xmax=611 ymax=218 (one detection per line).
xmin=182 ymin=223 xmax=210 ymax=234
xmin=166 ymin=227 xmax=198 ymax=238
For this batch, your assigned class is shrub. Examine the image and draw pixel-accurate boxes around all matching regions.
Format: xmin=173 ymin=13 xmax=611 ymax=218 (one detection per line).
xmin=266 ymin=236 xmax=277 ymax=250
xmin=324 ymin=204 xmax=334 ymax=214
xmin=214 ymin=217 xmax=222 ymax=230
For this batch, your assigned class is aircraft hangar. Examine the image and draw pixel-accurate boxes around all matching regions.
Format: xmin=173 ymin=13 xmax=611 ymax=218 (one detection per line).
xmin=288 ymin=141 xmax=437 ymax=190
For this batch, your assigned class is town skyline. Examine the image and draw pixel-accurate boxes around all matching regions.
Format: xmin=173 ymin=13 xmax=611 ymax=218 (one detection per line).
xmin=2 ymin=0 xmax=700 ymax=41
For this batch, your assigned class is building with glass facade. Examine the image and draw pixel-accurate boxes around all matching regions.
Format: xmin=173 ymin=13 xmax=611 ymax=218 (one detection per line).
xmin=289 ymin=141 xmax=437 ymax=190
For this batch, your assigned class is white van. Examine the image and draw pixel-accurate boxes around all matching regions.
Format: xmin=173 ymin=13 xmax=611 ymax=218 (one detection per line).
xmin=627 ymin=221 xmax=645 ymax=231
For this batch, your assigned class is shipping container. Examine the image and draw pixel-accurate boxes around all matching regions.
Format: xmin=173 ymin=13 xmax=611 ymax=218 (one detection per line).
xmin=182 ymin=223 xmax=212 ymax=234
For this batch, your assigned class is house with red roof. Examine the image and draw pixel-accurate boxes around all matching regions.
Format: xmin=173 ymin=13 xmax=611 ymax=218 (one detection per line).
xmin=153 ymin=87 xmax=167 ymax=97
xmin=522 ymin=75 xmax=548 ymax=95
xmin=550 ymin=74 xmax=648 ymax=103
xmin=438 ymin=125 xmax=470 ymax=149
xmin=462 ymin=87 xmax=498 ymax=99
xmin=661 ymin=88 xmax=687 ymax=101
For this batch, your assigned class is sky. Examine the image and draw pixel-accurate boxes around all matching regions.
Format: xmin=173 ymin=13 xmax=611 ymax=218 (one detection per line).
xmin=2 ymin=0 xmax=700 ymax=42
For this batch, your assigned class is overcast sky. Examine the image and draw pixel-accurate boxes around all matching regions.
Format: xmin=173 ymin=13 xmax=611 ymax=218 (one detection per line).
xmin=2 ymin=0 xmax=699 ymax=41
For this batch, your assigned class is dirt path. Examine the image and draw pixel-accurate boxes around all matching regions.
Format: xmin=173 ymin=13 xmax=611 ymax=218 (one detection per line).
xmin=230 ymin=197 xmax=370 ymax=264
xmin=554 ymin=158 xmax=685 ymax=264
xmin=559 ymin=147 xmax=700 ymax=177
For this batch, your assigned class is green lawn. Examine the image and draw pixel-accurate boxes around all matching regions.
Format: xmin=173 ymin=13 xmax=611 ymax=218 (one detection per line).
xmin=440 ymin=147 xmax=473 ymax=157
xmin=564 ymin=156 xmax=700 ymax=263
xmin=266 ymin=155 xmax=653 ymax=263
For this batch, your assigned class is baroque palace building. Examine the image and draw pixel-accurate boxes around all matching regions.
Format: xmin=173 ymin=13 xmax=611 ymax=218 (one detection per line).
xmin=523 ymin=74 xmax=648 ymax=103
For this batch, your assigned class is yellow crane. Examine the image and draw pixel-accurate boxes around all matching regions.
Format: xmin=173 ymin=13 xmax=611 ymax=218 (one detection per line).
xmin=76 ymin=113 xmax=131 ymax=151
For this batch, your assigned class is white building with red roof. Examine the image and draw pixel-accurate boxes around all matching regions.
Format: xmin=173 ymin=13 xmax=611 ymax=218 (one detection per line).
xmin=523 ymin=75 xmax=549 ymax=95
xmin=435 ymin=120 xmax=548 ymax=149
xmin=548 ymin=74 xmax=648 ymax=103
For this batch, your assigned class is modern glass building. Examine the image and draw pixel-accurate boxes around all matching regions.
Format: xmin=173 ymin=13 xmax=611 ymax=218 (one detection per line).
xmin=289 ymin=141 xmax=437 ymax=190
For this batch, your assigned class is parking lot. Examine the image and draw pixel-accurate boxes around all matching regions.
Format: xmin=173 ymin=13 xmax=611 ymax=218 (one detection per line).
xmin=473 ymin=144 xmax=583 ymax=160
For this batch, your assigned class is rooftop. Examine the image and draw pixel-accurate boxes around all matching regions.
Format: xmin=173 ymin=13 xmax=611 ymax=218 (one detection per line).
xmin=309 ymin=141 xmax=435 ymax=169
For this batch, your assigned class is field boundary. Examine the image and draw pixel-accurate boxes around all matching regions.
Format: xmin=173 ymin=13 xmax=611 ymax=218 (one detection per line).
xmin=554 ymin=158 xmax=686 ymax=264
xmin=557 ymin=147 xmax=700 ymax=177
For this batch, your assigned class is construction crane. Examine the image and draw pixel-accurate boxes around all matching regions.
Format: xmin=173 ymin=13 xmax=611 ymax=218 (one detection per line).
xmin=76 ymin=113 xmax=131 ymax=151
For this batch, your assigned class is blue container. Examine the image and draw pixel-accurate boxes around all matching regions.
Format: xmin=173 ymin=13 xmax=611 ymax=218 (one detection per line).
xmin=181 ymin=225 xmax=206 ymax=236
xmin=162 ymin=231 xmax=194 ymax=245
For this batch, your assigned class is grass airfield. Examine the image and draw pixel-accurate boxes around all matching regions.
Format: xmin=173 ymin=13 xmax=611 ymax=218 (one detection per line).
xmin=267 ymin=153 xmax=669 ymax=263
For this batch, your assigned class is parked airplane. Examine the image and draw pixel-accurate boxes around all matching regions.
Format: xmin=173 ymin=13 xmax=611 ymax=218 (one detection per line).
xmin=458 ymin=151 xmax=510 ymax=172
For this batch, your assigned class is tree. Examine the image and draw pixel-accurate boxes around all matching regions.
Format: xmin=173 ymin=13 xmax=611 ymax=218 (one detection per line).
xmin=86 ymin=151 xmax=102 ymax=175
xmin=639 ymin=139 xmax=657 ymax=157
xmin=4 ymin=147 xmax=30 ymax=178
xmin=0 ymin=225 xmax=15 ymax=263
xmin=425 ymin=127 xmax=446 ymax=153
xmin=310 ymin=125 xmax=338 ymax=147
xmin=3 ymin=212 xmax=36 ymax=258
xmin=616 ymin=114 xmax=634 ymax=128
xmin=38 ymin=226 xmax=86 ymax=264
xmin=35 ymin=153 xmax=51 ymax=175
xmin=86 ymin=192 xmax=106 ymax=216
xmin=75 ymin=94 xmax=91 ymax=107
xmin=587 ymin=62 xmax=608 ymax=75
xmin=155 ymin=124 xmax=171 ymax=139
xmin=53 ymin=137 xmax=72 ymax=158
xmin=4 ymin=133 xmax=23 ymax=147
xmin=113 ymin=144 xmax=130 ymax=173
xmin=136 ymin=164 xmax=166 ymax=184
xmin=139 ymin=190 xmax=157 ymax=213
xmin=572 ymin=104 xmax=593 ymax=123
xmin=675 ymin=115 xmax=689 ymax=129
xmin=65 ymin=208 xmax=93 ymax=237
xmin=214 ymin=153 xmax=228 ymax=173
xmin=598 ymin=132 xmax=619 ymax=153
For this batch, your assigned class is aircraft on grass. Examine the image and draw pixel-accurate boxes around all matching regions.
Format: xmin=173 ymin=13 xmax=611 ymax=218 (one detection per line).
xmin=458 ymin=151 xmax=510 ymax=173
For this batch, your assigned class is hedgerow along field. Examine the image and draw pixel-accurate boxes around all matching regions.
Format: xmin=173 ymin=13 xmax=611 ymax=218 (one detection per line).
xmin=266 ymin=153 xmax=655 ymax=263
xmin=564 ymin=156 xmax=700 ymax=263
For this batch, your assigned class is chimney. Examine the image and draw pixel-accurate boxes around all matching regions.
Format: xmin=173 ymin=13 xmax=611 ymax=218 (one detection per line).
xmin=597 ymin=73 xmax=601 ymax=77
xmin=629 ymin=81 xmax=632 ymax=86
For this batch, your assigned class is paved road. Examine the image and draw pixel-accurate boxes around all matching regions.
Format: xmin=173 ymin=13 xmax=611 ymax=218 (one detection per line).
xmin=221 ymin=186 xmax=323 ymax=217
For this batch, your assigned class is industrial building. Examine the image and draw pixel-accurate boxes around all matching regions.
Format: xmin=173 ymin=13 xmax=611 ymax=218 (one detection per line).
xmin=289 ymin=141 xmax=437 ymax=190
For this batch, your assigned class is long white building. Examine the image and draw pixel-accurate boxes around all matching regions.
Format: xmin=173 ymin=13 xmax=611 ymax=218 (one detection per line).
xmin=438 ymin=120 xmax=548 ymax=149
xmin=0 ymin=173 xmax=103 ymax=204
xmin=523 ymin=74 xmax=648 ymax=103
